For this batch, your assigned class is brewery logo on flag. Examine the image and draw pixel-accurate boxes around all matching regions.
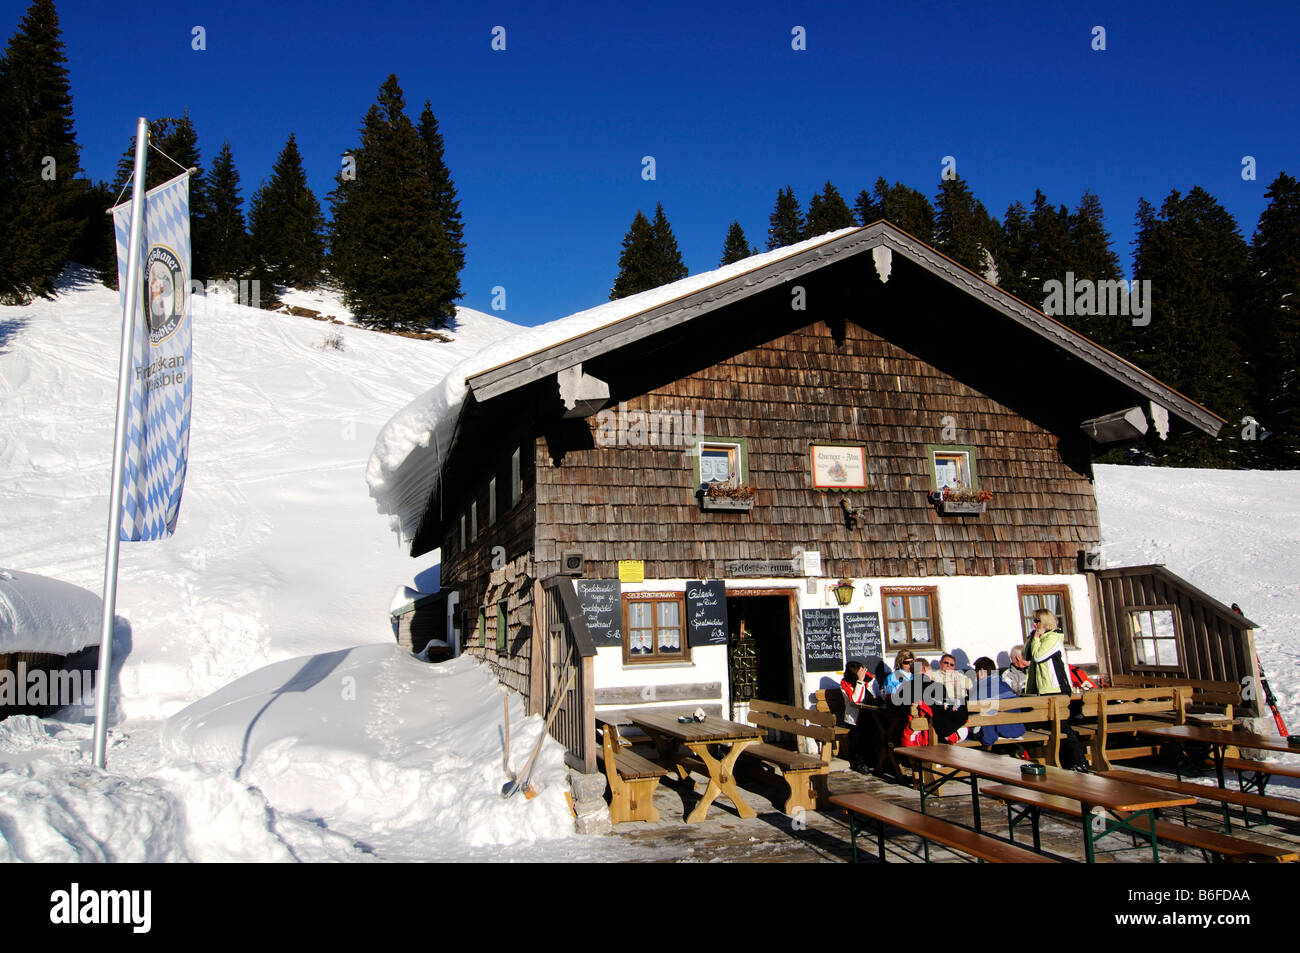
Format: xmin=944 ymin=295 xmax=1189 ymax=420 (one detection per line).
xmin=145 ymin=245 xmax=186 ymax=342
xmin=111 ymin=172 xmax=193 ymax=541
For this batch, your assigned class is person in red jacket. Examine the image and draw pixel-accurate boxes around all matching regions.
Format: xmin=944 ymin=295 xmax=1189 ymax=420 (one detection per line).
xmin=841 ymin=661 xmax=873 ymax=773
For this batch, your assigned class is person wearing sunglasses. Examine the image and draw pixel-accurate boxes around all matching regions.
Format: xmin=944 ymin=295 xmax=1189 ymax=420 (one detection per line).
xmin=932 ymin=652 xmax=973 ymax=703
xmin=884 ymin=650 xmax=915 ymax=696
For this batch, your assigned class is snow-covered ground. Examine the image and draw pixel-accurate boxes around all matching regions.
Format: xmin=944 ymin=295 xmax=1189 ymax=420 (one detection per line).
xmin=0 ymin=270 xmax=1296 ymax=862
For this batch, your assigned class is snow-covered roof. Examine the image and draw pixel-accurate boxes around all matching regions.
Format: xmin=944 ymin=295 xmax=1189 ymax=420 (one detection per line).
xmin=0 ymin=568 xmax=102 ymax=656
xmin=367 ymin=221 xmax=1226 ymax=547
xmin=365 ymin=228 xmax=860 ymax=543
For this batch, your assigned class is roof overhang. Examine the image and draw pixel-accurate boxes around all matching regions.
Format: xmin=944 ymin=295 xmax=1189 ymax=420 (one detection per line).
xmin=466 ymin=222 xmax=1224 ymax=437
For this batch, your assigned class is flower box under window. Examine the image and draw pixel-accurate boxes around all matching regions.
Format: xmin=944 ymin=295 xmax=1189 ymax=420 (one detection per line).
xmin=698 ymin=481 xmax=756 ymax=512
xmin=939 ymin=500 xmax=986 ymax=515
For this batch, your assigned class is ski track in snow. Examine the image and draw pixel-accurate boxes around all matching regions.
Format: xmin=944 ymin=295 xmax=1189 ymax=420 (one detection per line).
xmin=1 ymin=271 xmax=1298 ymax=862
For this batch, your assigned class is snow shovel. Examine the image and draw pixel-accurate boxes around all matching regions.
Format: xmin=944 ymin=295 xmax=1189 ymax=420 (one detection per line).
xmin=502 ymin=693 xmax=515 ymax=783
xmin=502 ymin=660 xmax=577 ymax=799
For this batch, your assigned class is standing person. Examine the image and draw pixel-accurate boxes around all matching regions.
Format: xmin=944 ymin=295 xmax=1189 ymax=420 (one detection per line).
xmin=1001 ymin=643 xmax=1030 ymax=695
xmin=840 ymin=661 xmax=873 ymax=773
xmin=1025 ymin=610 xmax=1070 ymax=695
xmin=1026 ymin=609 xmax=1089 ymax=771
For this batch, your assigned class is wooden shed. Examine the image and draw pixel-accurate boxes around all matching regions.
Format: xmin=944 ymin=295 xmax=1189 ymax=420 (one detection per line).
xmin=1090 ymin=564 xmax=1261 ymax=715
xmin=376 ymin=221 xmax=1236 ymax=771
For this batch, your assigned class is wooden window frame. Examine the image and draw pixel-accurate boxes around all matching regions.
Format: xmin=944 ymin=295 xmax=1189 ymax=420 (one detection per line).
xmin=511 ymin=447 xmax=522 ymax=507
xmin=488 ymin=476 xmax=497 ymax=525
xmin=621 ymin=591 xmax=690 ymax=664
xmin=470 ymin=501 xmax=478 ymax=542
xmin=459 ymin=514 xmax=467 ymax=552
xmin=692 ymin=435 xmax=749 ymax=486
xmin=881 ymin=586 xmax=941 ymax=651
xmin=926 ymin=444 xmax=980 ymax=493
xmin=1125 ymin=604 xmax=1184 ymax=672
xmin=477 ymin=606 xmax=487 ymax=648
xmin=1017 ymin=585 xmax=1075 ymax=648
xmin=496 ymin=601 xmax=508 ymax=653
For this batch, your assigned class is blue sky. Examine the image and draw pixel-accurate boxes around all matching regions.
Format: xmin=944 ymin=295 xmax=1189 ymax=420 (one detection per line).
xmin=17 ymin=0 xmax=1300 ymax=326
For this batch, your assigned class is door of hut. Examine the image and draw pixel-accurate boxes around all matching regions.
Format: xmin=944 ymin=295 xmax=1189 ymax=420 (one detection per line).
xmin=725 ymin=592 xmax=797 ymax=725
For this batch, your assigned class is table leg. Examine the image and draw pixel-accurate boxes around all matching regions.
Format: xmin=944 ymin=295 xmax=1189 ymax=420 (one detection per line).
xmin=643 ymin=728 xmax=691 ymax=781
xmin=1081 ymin=801 xmax=1096 ymax=864
xmin=970 ymin=776 xmax=982 ymax=832
xmin=683 ymin=739 xmax=757 ymax=823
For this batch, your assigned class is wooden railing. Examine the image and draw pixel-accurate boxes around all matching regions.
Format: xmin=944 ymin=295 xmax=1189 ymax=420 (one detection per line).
xmin=540 ymin=576 xmax=598 ymax=774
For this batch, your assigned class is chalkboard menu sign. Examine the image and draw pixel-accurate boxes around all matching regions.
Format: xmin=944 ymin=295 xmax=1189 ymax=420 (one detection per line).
xmin=686 ymin=581 xmax=729 ymax=646
xmin=574 ymin=579 xmax=622 ymax=646
xmin=801 ymin=608 xmax=844 ymax=672
xmin=843 ymin=612 xmax=883 ymax=663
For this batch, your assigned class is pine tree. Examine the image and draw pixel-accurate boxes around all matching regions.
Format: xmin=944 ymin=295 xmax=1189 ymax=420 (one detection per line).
xmin=870 ymin=178 xmax=935 ymax=243
xmin=611 ymin=210 xmax=657 ymax=299
xmin=649 ymin=203 xmax=687 ymax=287
xmin=854 ymin=188 xmax=882 ymax=225
xmin=933 ymin=175 xmax=997 ymax=275
xmin=1065 ymin=190 xmax=1124 ymax=344
xmin=100 ymin=115 xmax=212 ymax=288
xmin=248 ymin=133 xmax=325 ymax=293
xmin=719 ymin=221 xmax=754 ymax=266
xmin=0 ymin=0 xmax=81 ymax=303
xmin=1129 ymin=187 xmax=1253 ymax=467
xmin=1026 ymin=190 xmax=1072 ymax=311
xmin=804 ymin=182 xmax=856 ymax=239
xmin=417 ymin=101 xmax=465 ymax=276
xmin=329 ymin=75 xmax=459 ymax=329
xmin=206 ymin=142 xmax=250 ymax=281
xmin=766 ymin=187 xmax=804 ymax=250
xmin=1249 ymin=172 xmax=1300 ymax=467
xmin=996 ymin=201 xmax=1034 ymax=302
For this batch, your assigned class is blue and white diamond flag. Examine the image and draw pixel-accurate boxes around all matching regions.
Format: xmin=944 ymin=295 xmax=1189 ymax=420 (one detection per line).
xmin=111 ymin=173 xmax=193 ymax=540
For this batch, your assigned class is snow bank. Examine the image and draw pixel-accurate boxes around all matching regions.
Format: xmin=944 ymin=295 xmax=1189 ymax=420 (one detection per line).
xmin=163 ymin=646 xmax=576 ymax=852
xmin=366 ymin=228 xmax=861 ymax=543
xmin=0 ymin=567 xmax=101 ymax=655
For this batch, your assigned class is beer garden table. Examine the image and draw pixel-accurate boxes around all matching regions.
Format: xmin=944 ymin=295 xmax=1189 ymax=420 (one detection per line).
xmin=625 ymin=709 xmax=762 ymax=824
xmin=894 ymin=744 xmax=1196 ymax=862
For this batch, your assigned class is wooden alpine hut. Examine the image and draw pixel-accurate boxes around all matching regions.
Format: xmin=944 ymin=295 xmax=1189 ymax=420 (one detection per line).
xmin=368 ymin=221 xmax=1254 ymax=772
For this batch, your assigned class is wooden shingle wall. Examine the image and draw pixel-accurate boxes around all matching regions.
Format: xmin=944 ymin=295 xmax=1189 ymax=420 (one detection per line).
xmin=535 ymin=315 xmax=1100 ymax=582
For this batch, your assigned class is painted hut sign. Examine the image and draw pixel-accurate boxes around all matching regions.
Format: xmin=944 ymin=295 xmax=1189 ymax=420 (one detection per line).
xmin=574 ymin=579 xmax=621 ymax=647
xmin=843 ymin=611 xmax=883 ymax=663
xmin=686 ymin=581 xmax=728 ymax=646
xmin=810 ymin=444 xmax=867 ymax=490
xmin=801 ymin=608 xmax=843 ymax=672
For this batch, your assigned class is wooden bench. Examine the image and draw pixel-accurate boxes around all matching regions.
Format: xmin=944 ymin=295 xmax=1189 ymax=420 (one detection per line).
xmin=910 ymin=693 xmax=1065 ymax=766
xmin=1110 ymin=675 xmax=1239 ymax=728
xmin=740 ymin=699 xmax=837 ymax=815
xmin=812 ymin=687 xmax=853 ymax=758
xmin=1074 ymin=686 xmax=1187 ymax=771
xmin=595 ymin=716 xmax=670 ymax=824
xmin=1101 ymin=768 xmax=1300 ymax=833
xmin=982 ymin=783 xmax=1298 ymax=863
xmin=829 ymin=792 xmax=1057 ymax=863
xmin=1222 ymin=756 xmax=1300 ymax=799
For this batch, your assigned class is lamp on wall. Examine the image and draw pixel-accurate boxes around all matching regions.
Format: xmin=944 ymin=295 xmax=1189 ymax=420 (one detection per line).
xmin=832 ymin=578 xmax=856 ymax=606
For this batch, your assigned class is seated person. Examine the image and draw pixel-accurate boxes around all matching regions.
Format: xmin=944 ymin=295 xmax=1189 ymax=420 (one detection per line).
xmin=884 ymin=649 xmax=914 ymax=696
xmin=931 ymin=652 xmax=973 ymax=702
xmin=970 ymin=656 xmax=1026 ymax=745
xmin=1000 ymin=643 xmax=1030 ymax=695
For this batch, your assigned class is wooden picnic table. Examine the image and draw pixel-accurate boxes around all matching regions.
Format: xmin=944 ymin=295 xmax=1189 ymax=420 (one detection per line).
xmin=625 ymin=709 xmax=761 ymax=823
xmin=1142 ymin=724 xmax=1299 ymax=789
xmin=894 ymin=744 xmax=1196 ymax=863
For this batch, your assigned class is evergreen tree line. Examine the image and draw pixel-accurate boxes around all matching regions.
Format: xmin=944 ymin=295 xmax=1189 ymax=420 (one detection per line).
xmin=611 ymin=173 xmax=1300 ymax=469
xmin=0 ymin=2 xmax=464 ymax=331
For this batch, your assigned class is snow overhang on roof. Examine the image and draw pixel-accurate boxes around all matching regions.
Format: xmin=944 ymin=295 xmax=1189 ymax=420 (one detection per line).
xmin=367 ymin=221 xmax=1225 ymax=547
xmin=0 ymin=568 xmax=103 ymax=656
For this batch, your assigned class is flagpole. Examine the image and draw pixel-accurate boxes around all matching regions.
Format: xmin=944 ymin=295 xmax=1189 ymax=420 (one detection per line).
xmin=94 ymin=117 xmax=149 ymax=770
